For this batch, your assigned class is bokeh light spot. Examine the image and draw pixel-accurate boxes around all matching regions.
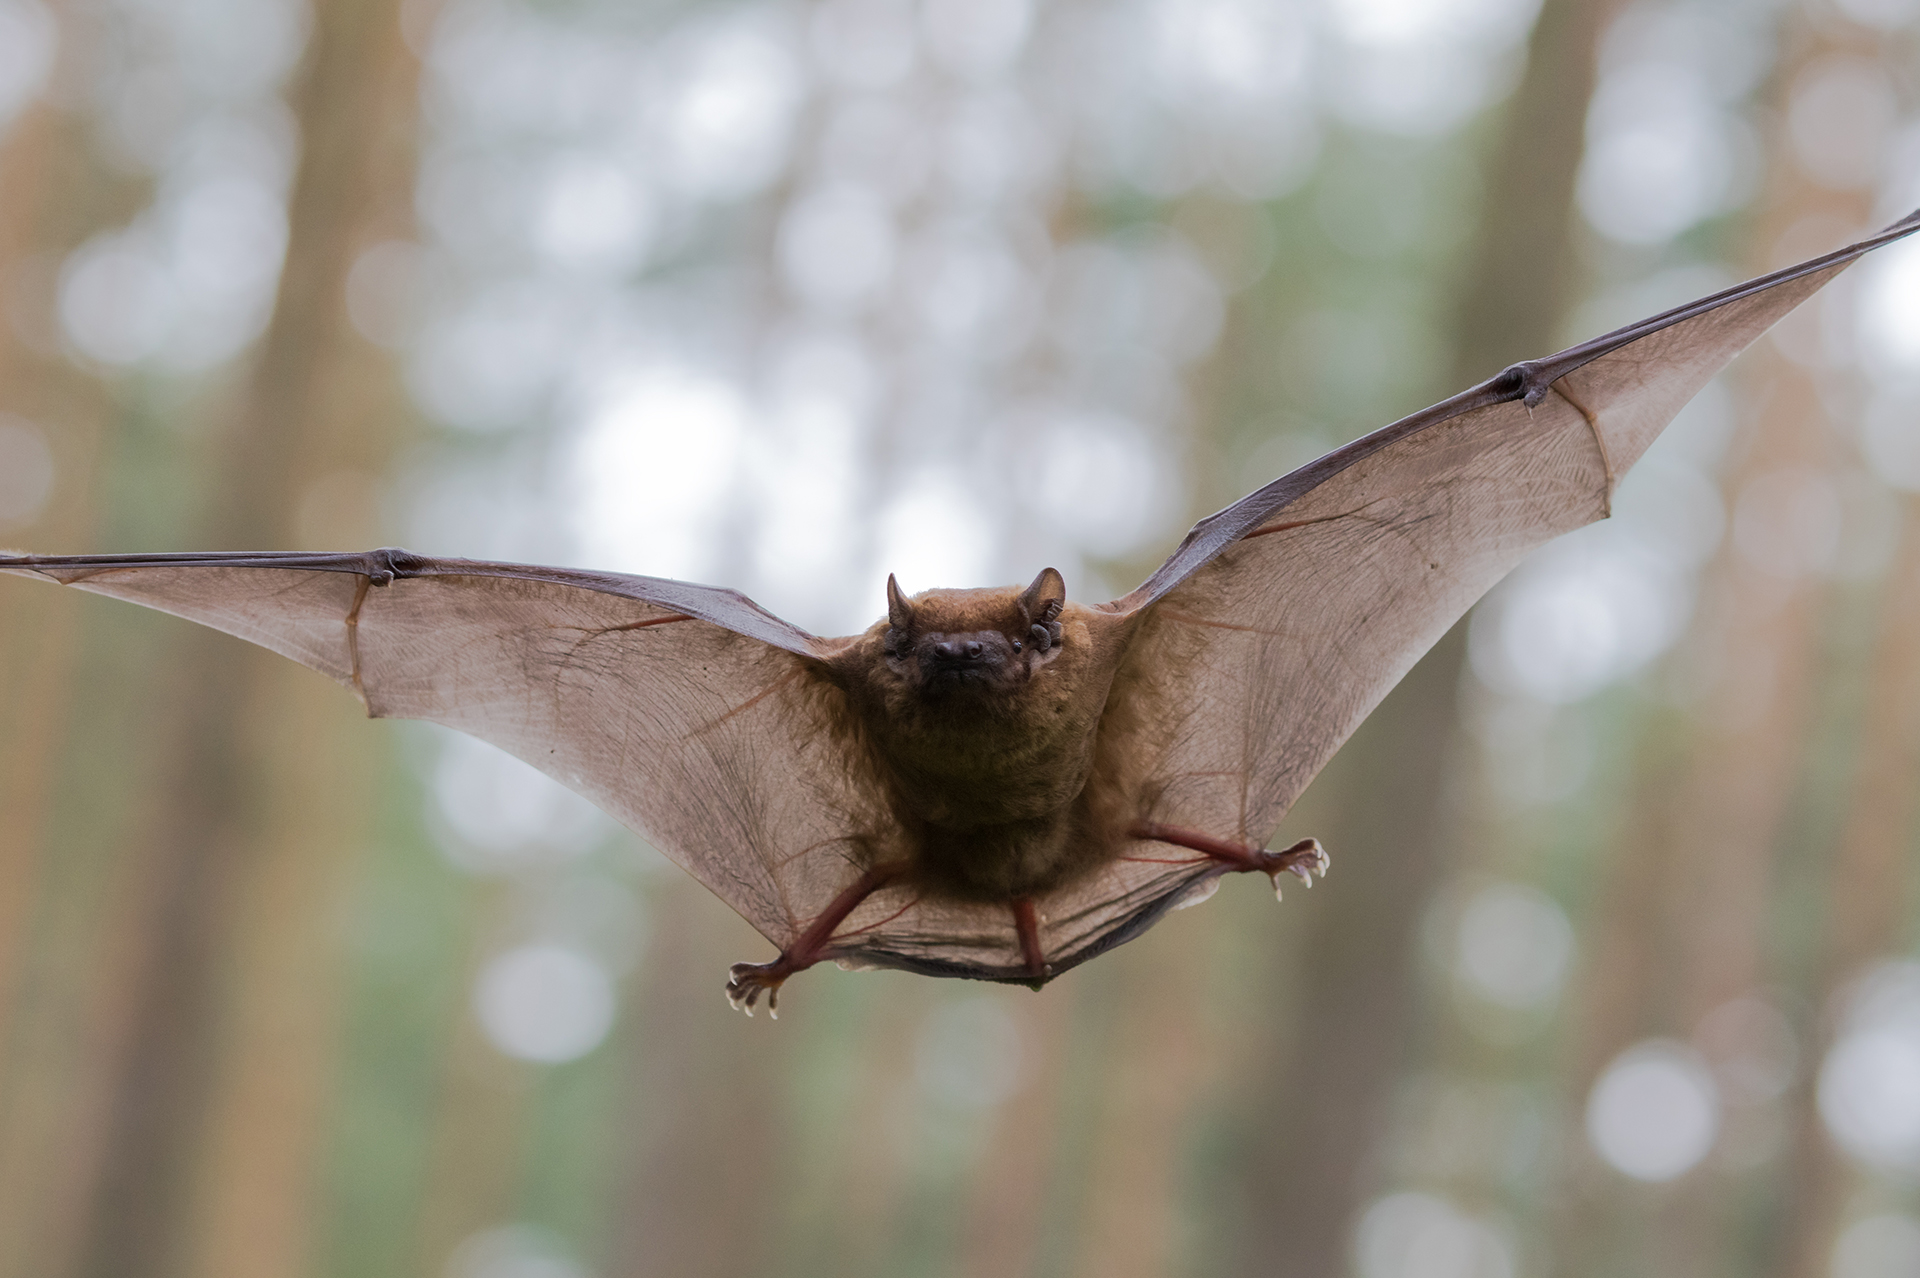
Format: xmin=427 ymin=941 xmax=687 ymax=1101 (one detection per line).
xmin=810 ymin=0 xmax=916 ymax=89
xmin=778 ymin=184 xmax=897 ymax=310
xmin=1787 ymin=56 xmax=1895 ymax=192
xmin=1832 ymin=0 xmax=1920 ymax=25
xmin=411 ymin=282 xmax=571 ymax=432
xmin=1818 ymin=961 xmax=1920 ymax=1171
xmin=1861 ymin=393 xmax=1920 ymax=491
xmin=1579 ymin=61 xmax=1738 ymax=245
xmin=569 ymin=364 xmax=751 ymax=581
xmin=533 ymin=154 xmax=655 ymax=273
xmin=475 ymin=945 xmax=615 ymax=1063
xmin=1858 ymin=239 xmax=1920 ymax=373
xmin=58 ymin=233 xmax=173 ymax=365
xmin=1332 ymin=0 xmax=1539 ymax=47
xmin=874 ymin=471 xmax=996 ymax=592
xmin=1151 ymin=0 xmax=1310 ymax=111
xmin=1586 ymin=1040 xmax=1720 ymax=1181
xmin=432 ymin=734 xmax=605 ymax=872
xmin=449 ymin=1223 xmax=592 ymax=1278
xmin=1831 ymin=1215 xmax=1920 ymax=1278
xmin=0 ymin=0 xmax=56 ymax=131
xmin=1354 ymin=1192 xmax=1515 ymax=1278
xmin=1455 ymin=883 xmax=1573 ymax=1012
xmin=1021 ymin=412 xmax=1179 ymax=560
xmin=921 ymin=0 xmax=1030 ymax=81
xmin=1470 ymin=537 xmax=1686 ymax=704
xmin=660 ymin=22 xmax=804 ymax=200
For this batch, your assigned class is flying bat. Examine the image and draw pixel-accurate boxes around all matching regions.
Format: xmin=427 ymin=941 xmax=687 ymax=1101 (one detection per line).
xmin=6 ymin=213 xmax=1916 ymax=1015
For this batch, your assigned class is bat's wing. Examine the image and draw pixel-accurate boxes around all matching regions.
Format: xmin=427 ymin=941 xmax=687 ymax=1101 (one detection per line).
xmin=1079 ymin=210 xmax=1920 ymax=912
xmin=0 ymin=550 xmax=892 ymax=956
xmin=13 ymin=213 xmax=1917 ymax=993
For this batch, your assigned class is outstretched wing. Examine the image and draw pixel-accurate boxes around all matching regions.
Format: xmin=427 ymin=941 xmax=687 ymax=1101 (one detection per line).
xmin=12 ymin=211 xmax=1916 ymax=992
xmin=1100 ymin=210 xmax=1920 ymax=860
xmin=0 ymin=549 xmax=891 ymax=955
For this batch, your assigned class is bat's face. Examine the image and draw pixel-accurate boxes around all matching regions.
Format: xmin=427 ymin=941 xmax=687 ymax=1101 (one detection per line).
xmin=879 ymin=568 xmax=1068 ymax=708
xmin=899 ymin=626 xmax=1027 ymax=697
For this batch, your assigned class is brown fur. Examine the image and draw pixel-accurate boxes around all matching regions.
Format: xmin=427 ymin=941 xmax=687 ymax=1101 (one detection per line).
xmin=818 ymin=578 xmax=1143 ymax=902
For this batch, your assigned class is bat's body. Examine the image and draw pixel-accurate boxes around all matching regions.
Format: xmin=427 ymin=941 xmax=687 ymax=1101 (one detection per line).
xmin=7 ymin=212 xmax=1918 ymax=1013
xmin=765 ymin=574 xmax=1324 ymax=1006
xmin=834 ymin=587 xmax=1123 ymax=903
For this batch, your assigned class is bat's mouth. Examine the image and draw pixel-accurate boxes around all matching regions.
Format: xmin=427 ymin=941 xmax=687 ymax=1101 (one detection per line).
xmin=927 ymin=666 xmax=998 ymax=688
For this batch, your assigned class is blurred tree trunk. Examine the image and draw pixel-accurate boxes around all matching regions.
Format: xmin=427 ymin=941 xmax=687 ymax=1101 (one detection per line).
xmin=1768 ymin=26 xmax=1920 ymax=1266
xmin=955 ymin=991 xmax=1074 ymax=1278
xmin=1774 ymin=510 xmax=1920 ymax=1274
xmin=1227 ymin=3 xmax=1610 ymax=1273
xmin=0 ymin=60 xmax=134 ymax=1278
xmin=0 ymin=31 xmax=76 ymax=1053
xmin=1771 ymin=501 xmax=1920 ymax=1278
xmin=1549 ymin=11 xmax=1878 ymax=1275
xmin=44 ymin=2 xmax=424 ymax=1276
xmin=410 ymin=892 xmax=535 ymax=1275
xmin=1066 ymin=946 xmax=1211 ymax=1278
xmin=607 ymin=885 xmax=786 ymax=1278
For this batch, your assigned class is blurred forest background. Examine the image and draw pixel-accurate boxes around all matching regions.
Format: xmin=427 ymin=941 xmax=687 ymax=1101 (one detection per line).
xmin=3 ymin=0 xmax=1920 ymax=1275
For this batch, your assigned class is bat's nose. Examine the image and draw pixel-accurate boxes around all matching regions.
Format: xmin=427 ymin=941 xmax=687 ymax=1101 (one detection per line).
xmin=933 ymin=639 xmax=987 ymax=663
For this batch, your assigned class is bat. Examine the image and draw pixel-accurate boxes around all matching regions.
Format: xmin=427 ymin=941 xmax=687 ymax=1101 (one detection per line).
xmin=6 ymin=212 xmax=1916 ymax=1015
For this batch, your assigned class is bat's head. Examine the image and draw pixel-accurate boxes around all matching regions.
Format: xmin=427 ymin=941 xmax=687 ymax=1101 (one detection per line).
xmin=879 ymin=567 xmax=1067 ymax=703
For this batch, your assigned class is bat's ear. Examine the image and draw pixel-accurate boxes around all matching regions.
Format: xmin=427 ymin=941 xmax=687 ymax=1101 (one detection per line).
xmin=886 ymin=573 xmax=915 ymax=631
xmin=1018 ymin=566 xmax=1066 ymax=624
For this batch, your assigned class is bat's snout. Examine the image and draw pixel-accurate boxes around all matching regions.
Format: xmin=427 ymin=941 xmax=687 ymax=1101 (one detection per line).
xmin=919 ymin=632 xmax=1012 ymax=686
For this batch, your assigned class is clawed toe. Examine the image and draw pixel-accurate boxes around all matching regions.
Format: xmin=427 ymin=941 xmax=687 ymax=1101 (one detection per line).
xmin=1263 ymin=838 xmax=1329 ymax=902
xmin=726 ymin=961 xmax=789 ymax=1018
xmin=1282 ymin=838 xmax=1329 ymax=882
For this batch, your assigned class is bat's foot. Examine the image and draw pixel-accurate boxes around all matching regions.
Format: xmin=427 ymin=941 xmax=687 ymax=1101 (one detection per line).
xmin=1257 ymin=837 xmax=1329 ymax=902
xmin=1129 ymin=822 xmax=1329 ymax=901
xmin=726 ymin=958 xmax=798 ymax=1018
xmin=723 ymin=861 xmax=911 ymax=1019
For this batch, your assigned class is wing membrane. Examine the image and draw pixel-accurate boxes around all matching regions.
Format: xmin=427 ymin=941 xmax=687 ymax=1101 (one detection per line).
xmin=1107 ymin=213 xmax=1917 ymax=855
xmin=0 ymin=552 xmax=881 ymax=952
xmin=1 ymin=549 xmax=1152 ymax=979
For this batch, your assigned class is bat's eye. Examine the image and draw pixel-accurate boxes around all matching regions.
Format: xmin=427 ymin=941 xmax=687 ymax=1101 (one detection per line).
xmin=1012 ymin=639 xmax=1022 ymax=653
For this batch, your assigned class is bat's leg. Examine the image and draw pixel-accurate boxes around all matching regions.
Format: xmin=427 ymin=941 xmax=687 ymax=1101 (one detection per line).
xmin=1010 ymin=897 xmax=1049 ymax=982
xmin=726 ymin=862 xmax=907 ymax=1017
xmin=1130 ymin=822 xmax=1329 ymax=902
